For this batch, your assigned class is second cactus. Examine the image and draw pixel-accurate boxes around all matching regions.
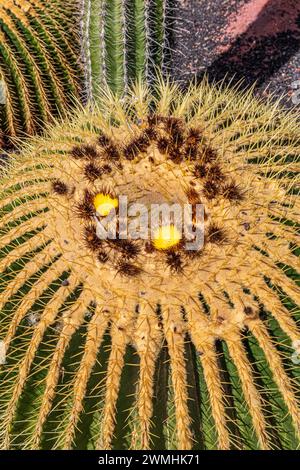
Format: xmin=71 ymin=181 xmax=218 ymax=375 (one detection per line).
xmin=81 ymin=0 xmax=172 ymax=100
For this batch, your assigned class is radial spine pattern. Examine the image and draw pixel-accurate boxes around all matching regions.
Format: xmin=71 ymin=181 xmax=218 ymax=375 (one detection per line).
xmin=0 ymin=0 xmax=83 ymax=148
xmin=0 ymin=80 xmax=299 ymax=450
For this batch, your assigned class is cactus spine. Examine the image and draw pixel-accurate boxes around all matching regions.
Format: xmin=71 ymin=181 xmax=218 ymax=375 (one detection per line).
xmin=0 ymin=80 xmax=299 ymax=450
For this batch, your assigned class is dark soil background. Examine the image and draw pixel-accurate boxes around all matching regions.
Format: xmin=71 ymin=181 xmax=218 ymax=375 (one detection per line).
xmin=171 ymin=0 xmax=300 ymax=107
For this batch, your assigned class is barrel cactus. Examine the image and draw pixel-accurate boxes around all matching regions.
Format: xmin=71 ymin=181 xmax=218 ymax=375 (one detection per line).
xmin=81 ymin=0 xmax=172 ymax=100
xmin=0 ymin=79 xmax=299 ymax=450
xmin=0 ymin=0 xmax=82 ymax=147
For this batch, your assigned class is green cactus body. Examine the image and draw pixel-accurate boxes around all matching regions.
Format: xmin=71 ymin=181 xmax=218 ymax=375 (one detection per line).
xmin=0 ymin=0 xmax=83 ymax=147
xmin=0 ymin=80 xmax=299 ymax=450
xmin=82 ymin=0 xmax=169 ymax=100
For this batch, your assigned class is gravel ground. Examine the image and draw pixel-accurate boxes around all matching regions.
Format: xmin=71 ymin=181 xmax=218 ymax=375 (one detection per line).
xmin=171 ymin=0 xmax=300 ymax=107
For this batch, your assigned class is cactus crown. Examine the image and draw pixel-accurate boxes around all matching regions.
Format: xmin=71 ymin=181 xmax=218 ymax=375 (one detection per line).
xmin=0 ymin=0 xmax=82 ymax=147
xmin=0 ymin=79 xmax=299 ymax=450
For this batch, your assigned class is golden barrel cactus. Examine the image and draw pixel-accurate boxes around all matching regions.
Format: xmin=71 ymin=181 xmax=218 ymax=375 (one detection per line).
xmin=0 ymin=0 xmax=82 ymax=147
xmin=0 ymin=80 xmax=299 ymax=450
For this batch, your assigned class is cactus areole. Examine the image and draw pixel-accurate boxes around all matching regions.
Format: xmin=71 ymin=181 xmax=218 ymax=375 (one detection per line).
xmin=0 ymin=80 xmax=299 ymax=450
